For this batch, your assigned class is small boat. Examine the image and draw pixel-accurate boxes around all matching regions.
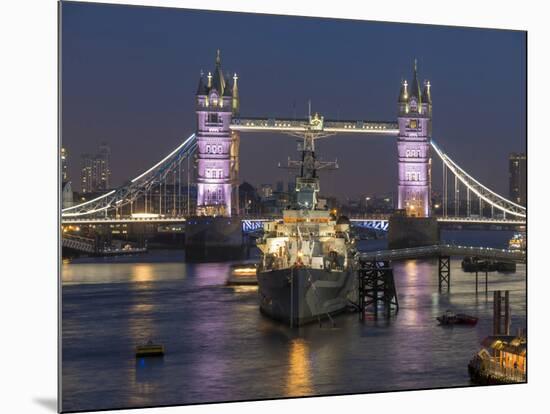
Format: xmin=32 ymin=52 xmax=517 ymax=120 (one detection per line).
xmin=508 ymin=232 xmax=526 ymax=251
xmin=461 ymin=257 xmax=497 ymax=273
xmin=437 ymin=310 xmax=478 ymax=326
xmin=226 ymin=263 xmax=258 ymax=285
xmin=135 ymin=340 xmax=165 ymax=357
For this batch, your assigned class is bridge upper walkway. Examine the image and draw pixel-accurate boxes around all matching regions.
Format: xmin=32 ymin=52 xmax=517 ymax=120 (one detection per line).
xmin=230 ymin=117 xmax=398 ymax=135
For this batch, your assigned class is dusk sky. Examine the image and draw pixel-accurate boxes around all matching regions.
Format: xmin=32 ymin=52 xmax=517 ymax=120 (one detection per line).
xmin=61 ymin=1 xmax=526 ymax=200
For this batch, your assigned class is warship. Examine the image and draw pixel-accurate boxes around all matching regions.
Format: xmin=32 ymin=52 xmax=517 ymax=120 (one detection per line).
xmin=256 ymin=114 xmax=357 ymax=326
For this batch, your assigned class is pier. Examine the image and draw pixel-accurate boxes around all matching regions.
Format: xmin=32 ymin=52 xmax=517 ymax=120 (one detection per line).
xmin=468 ymin=290 xmax=526 ymax=384
xmin=358 ymin=244 xmax=524 ymax=291
xmin=357 ymin=259 xmax=399 ymax=319
xmin=357 ymin=244 xmax=526 ymax=263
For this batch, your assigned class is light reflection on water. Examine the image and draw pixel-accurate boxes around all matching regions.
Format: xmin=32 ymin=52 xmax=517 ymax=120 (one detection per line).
xmin=285 ymin=338 xmax=313 ymax=397
xmin=62 ymin=262 xmax=187 ymax=284
xmin=131 ymin=264 xmax=156 ymax=283
xmin=61 ymin=232 xmax=526 ymax=412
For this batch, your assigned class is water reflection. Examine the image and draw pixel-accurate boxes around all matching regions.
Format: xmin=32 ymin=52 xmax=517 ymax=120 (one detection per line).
xmin=135 ymin=357 xmax=165 ymax=384
xmin=127 ymin=263 xmax=161 ymax=405
xmin=129 ymin=356 xmax=164 ymax=407
xmin=285 ymin=338 xmax=313 ymax=397
xmin=229 ymin=285 xmax=258 ymax=294
xmin=405 ymin=260 xmax=418 ymax=283
xmin=431 ymin=292 xmax=440 ymax=317
xmin=190 ymin=262 xmax=232 ymax=286
xmin=399 ymin=260 xmax=421 ymax=326
xmin=131 ymin=264 xmax=156 ymax=283
xmin=62 ymin=261 xmax=188 ymax=285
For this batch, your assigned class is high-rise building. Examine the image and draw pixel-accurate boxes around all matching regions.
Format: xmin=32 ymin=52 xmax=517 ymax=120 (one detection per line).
xmin=80 ymin=153 xmax=93 ymax=193
xmin=62 ymin=181 xmax=74 ymax=208
xmin=96 ymin=142 xmax=111 ymax=191
xmin=260 ymin=184 xmax=273 ymax=199
xmin=80 ymin=143 xmax=111 ymax=193
xmin=397 ymin=60 xmax=432 ymax=217
xmin=509 ymin=153 xmax=526 ymax=206
xmin=61 ymin=147 xmax=69 ymax=183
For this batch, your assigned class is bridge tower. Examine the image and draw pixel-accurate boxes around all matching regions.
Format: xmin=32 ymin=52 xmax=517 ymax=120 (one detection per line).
xmin=397 ymin=60 xmax=432 ymax=217
xmin=195 ymin=50 xmax=240 ymax=216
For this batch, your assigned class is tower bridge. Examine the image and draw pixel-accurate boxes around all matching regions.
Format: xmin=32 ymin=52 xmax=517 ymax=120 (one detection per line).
xmin=62 ymin=50 xmax=526 ymax=232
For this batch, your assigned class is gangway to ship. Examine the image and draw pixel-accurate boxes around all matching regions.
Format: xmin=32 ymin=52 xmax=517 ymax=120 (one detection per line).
xmin=357 ymin=260 xmax=399 ymax=320
xmin=357 ymin=243 xmax=525 ymax=292
xmin=357 ymin=244 xmax=525 ymax=263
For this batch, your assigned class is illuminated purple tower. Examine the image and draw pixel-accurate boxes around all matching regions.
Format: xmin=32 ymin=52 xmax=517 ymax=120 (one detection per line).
xmin=397 ymin=60 xmax=432 ymax=217
xmin=195 ymin=50 xmax=240 ymax=216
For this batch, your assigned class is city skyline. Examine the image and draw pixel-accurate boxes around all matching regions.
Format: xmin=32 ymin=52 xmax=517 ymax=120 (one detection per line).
xmin=61 ymin=2 xmax=526 ymax=200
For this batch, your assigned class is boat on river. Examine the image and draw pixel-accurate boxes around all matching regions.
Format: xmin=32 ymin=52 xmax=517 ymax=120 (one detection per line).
xmin=135 ymin=340 xmax=165 ymax=357
xmin=227 ymin=263 xmax=258 ymax=285
xmin=437 ymin=310 xmax=478 ymax=326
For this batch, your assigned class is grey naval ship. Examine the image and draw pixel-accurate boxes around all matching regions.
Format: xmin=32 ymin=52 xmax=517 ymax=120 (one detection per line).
xmin=256 ymin=114 xmax=357 ymax=326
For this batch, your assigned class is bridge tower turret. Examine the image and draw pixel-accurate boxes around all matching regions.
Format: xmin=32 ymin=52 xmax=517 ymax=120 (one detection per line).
xmin=195 ymin=50 xmax=239 ymax=217
xmin=397 ymin=60 xmax=432 ymax=217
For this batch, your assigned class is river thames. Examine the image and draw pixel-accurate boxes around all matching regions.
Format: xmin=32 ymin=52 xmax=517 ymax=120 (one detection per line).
xmin=61 ymin=230 xmax=526 ymax=412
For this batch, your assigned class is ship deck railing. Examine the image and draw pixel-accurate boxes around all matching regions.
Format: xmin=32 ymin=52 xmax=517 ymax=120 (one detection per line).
xmin=482 ymin=358 xmax=526 ymax=382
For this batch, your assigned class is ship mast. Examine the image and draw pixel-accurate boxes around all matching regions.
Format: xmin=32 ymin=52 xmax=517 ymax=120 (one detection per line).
xmin=283 ymin=111 xmax=338 ymax=210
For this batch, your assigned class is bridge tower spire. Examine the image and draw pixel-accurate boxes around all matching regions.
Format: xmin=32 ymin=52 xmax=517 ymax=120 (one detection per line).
xmin=396 ymin=60 xmax=432 ymax=217
xmin=195 ymin=50 xmax=238 ymax=216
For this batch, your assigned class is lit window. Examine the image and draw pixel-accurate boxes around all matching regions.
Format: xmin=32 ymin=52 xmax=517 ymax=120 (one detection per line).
xmin=405 ymin=149 xmax=421 ymax=157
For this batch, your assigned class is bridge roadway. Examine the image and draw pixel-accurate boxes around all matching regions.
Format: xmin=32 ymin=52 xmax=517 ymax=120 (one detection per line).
xmin=61 ymin=215 xmax=526 ymax=228
xmin=358 ymin=244 xmax=526 ymax=263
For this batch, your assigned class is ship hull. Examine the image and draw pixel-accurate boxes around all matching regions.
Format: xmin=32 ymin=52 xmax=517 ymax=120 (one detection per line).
xmin=257 ymin=267 xmax=356 ymax=326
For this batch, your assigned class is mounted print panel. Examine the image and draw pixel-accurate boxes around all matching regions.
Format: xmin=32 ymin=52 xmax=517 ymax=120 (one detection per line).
xmin=59 ymin=1 xmax=527 ymax=412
